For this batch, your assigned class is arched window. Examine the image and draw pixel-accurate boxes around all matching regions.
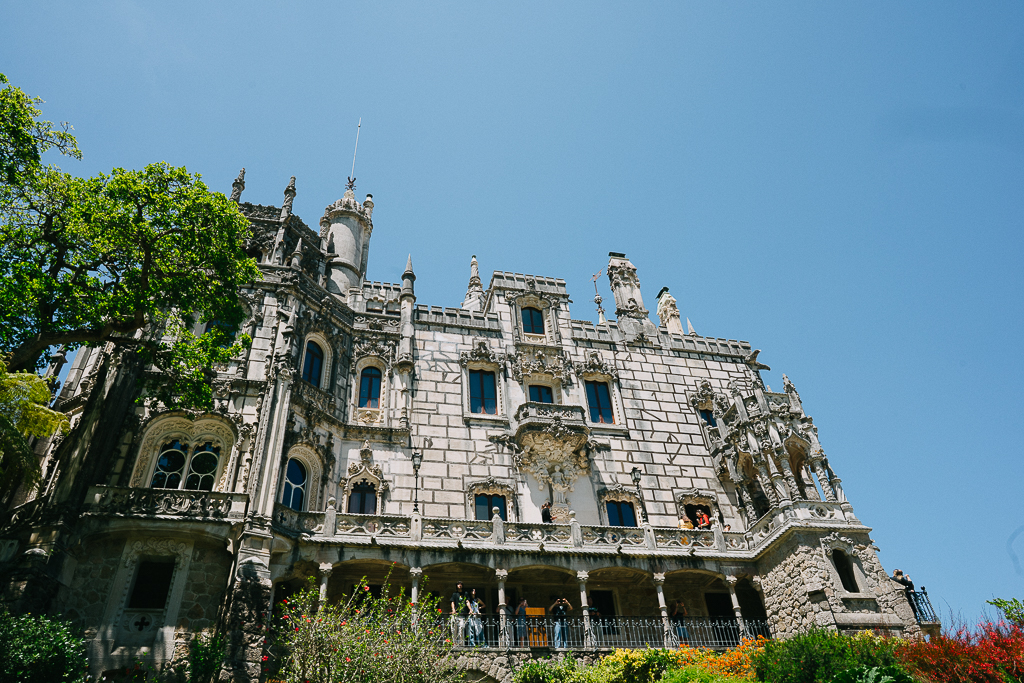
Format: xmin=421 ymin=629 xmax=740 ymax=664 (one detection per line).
xmin=359 ymin=367 xmax=382 ymax=408
xmin=832 ymin=550 xmax=860 ymax=592
xmin=469 ymin=369 xmax=497 ymax=414
xmin=528 ymin=385 xmax=553 ymax=404
xmin=698 ymin=409 xmax=717 ymax=427
xmin=475 ymin=494 xmax=507 ymax=521
xmin=151 ymin=440 xmax=221 ymax=492
xmin=282 ymin=458 xmax=307 ymax=511
xmin=521 ymin=307 xmax=545 ymax=335
xmin=302 ymin=341 xmax=324 ymax=388
xmin=585 ymin=381 xmax=614 ymax=423
xmin=606 ymin=500 xmax=637 ymax=527
xmin=348 ymin=481 xmax=377 ymax=514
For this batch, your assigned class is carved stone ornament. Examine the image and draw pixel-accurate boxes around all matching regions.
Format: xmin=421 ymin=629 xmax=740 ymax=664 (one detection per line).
xmin=598 ymin=483 xmax=640 ymax=506
xmin=507 ymin=348 xmax=572 ymax=383
xmin=346 ymin=442 xmax=389 ymax=493
xmin=92 ymin=488 xmax=236 ymax=519
xmin=459 ymin=340 xmax=504 ymax=367
xmin=129 ymin=414 xmax=237 ymax=489
xmin=689 ymin=379 xmax=716 ymax=411
xmin=573 ymin=350 xmax=619 ymax=381
xmin=820 ymin=531 xmax=858 ymax=557
xmin=606 ymin=262 xmax=640 ymax=290
xmin=351 ymin=335 xmax=397 ymax=372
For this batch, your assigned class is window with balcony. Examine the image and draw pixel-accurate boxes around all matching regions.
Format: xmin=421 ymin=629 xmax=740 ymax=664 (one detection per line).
xmin=469 ymin=369 xmax=498 ymax=414
xmin=606 ymin=500 xmax=637 ymax=527
xmin=528 ymin=385 xmax=553 ymax=404
xmin=359 ymin=367 xmax=382 ymax=408
xmin=522 ymin=307 xmax=545 ymax=335
xmin=586 ymin=381 xmax=614 ymax=423
xmin=348 ymin=481 xmax=377 ymax=514
xmin=475 ymin=494 xmax=507 ymax=521
xmin=282 ymin=458 xmax=307 ymax=511
xmin=302 ymin=341 xmax=324 ymax=388
xmin=151 ymin=440 xmax=221 ymax=492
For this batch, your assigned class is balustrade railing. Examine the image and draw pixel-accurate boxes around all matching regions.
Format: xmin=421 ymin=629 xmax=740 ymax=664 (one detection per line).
xmin=907 ymin=589 xmax=939 ymax=624
xmin=446 ymin=615 xmax=770 ymax=650
xmin=84 ymin=485 xmax=247 ymax=520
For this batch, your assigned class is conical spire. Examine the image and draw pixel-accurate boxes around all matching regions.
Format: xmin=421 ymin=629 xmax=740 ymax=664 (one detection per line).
xmin=463 ymin=255 xmax=484 ymax=311
xmin=404 ymin=254 xmax=414 ymax=276
xmin=230 ymin=168 xmax=245 ymax=202
xmin=686 ymin=318 xmax=697 ymax=336
xmin=280 ymin=176 xmax=297 ymax=219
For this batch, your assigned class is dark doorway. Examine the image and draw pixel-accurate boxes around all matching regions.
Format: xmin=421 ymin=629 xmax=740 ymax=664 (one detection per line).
xmin=704 ymin=592 xmax=734 ymax=618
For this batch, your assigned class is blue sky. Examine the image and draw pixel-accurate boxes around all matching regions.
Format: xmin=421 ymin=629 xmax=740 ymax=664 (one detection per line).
xmin=4 ymin=1 xmax=1022 ymax=622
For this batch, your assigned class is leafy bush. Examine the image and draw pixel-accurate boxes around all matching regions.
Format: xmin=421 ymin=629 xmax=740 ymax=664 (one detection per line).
xmin=988 ymin=598 xmax=1024 ymax=628
xmin=0 ymin=611 xmax=88 ymax=683
xmin=898 ymin=621 xmax=1024 ymax=683
xmin=661 ymin=665 xmax=751 ymax=683
xmin=513 ymin=656 xmax=583 ymax=683
xmin=752 ymin=629 xmax=904 ymax=683
xmin=269 ymin=572 xmax=462 ymax=683
xmin=832 ymin=665 xmax=916 ymax=683
xmin=171 ymin=632 xmax=227 ymax=683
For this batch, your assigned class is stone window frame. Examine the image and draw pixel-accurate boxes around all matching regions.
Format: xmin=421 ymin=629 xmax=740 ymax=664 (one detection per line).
xmin=820 ymin=533 xmax=873 ymax=599
xmin=675 ymin=488 xmax=722 ymax=528
xmin=459 ymin=341 xmax=508 ymax=424
xmin=579 ymin=374 xmax=625 ymax=430
xmin=349 ymin=355 xmax=390 ymax=427
xmin=300 ymin=332 xmax=333 ymax=389
xmin=465 ymin=476 xmax=517 ymax=522
xmin=342 ymin=442 xmax=389 ymax=515
xmin=280 ymin=444 xmax=323 ymax=512
xmin=93 ymin=537 xmax=195 ymax=671
xmin=597 ymin=484 xmax=641 ymax=527
xmin=129 ymin=414 xmax=236 ymax=492
xmin=510 ymin=293 xmax=558 ymax=345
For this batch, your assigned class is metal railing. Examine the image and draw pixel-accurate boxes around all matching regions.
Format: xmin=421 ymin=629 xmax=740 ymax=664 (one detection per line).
xmin=907 ymin=589 xmax=938 ymax=623
xmin=447 ymin=615 xmax=770 ymax=650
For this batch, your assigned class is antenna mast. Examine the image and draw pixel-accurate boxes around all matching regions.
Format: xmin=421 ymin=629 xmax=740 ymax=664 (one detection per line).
xmin=347 ymin=118 xmax=361 ymax=190
xmin=592 ymin=269 xmax=607 ymax=325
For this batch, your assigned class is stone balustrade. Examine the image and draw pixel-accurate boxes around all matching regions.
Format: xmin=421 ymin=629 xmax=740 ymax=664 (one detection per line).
xmin=83 ymin=485 xmax=247 ymax=521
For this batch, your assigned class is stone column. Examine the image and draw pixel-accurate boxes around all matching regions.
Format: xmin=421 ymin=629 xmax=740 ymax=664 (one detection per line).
xmin=765 ymin=457 xmax=791 ymax=508
xmin=496 ymin=569 xmax=508 ymax=647
xmin=734 ymin=482 xmax=755 ymax=526
xmin=725 ymin=576 xmax=747 ymax=637
xmin=754 ymin=466 xmax=779 ymax=508
xmin=653 ymin=573 xmax=672 ymax=648
xmin=318 ymin=563 xmax=333 ymax=604
xmin=577 ymin=571 xmax=592 ymax=648
xmin=410 ymin=567 xmax=423 ymax=631
xmin=777 ymin=456 xmax=803 ymax=501
xmin=809 ymin=458 xmax=837 ymax=502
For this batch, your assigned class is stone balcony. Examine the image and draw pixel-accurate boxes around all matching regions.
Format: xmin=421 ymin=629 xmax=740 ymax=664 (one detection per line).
xmin=83 ymin=485 xmax=248 ymax=522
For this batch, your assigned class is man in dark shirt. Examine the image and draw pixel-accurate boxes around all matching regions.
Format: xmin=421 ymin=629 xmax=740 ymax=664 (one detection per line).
xmin=549 ymin=597 xmax=572 ymax=648
xmin=892 ymin=569 xmax=918 ymax=619
xmin=541 ymin=502 xmax=552 ymax=523
xmin=450 ymin=581 xmax=468 ymax=645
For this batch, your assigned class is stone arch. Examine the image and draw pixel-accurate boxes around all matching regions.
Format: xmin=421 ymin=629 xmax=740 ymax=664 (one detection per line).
xmin=129 ymin=413 xmax=236 ymax=491
xmin=281 ymin=444 xmax=323 ymax=512
xmin=466 ymin=476 xmax=517 ymax=521
xmin=300 ymin=331 xmax=333 ymax=388
xmin=597 ymin=484 xmax=641 ymax=526
xmin=350 ymin=355 xmax=389 ymax=426
xmin=343 ymin=441 xmax=388 ymax=515
xmin=675 ymin=488 xmax=722 ymax=528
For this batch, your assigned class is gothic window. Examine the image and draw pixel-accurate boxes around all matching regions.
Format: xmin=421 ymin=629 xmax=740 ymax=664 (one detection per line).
xmin=521 ymin=307 xmax=545 ymax=335
xmin=528 ymin=385 xmax=553 ymax=404
xmin=302 ymin=341 xmax=324 ymax=388
xmin=359 ymin=367 xmax=382 ymax=408
xmin=128 ymin=560 xmax=175 ymax=610
xmin=150 ymin=440 xmax=221 ymax=492
xmin=606 ymin=500 xmax=637 ymax=527
xmin=469 ymin=369 xmax=497 ymax=414
xmin=699 ymin=409 xmax=717 ymax=427
xmin=475 ymin=494 xmax=507 ymax=521
xmin=585 ymin=381 xmax=614 ymax=424
xmin=832 ymin=550 xmax=860 ymax=593
xmin=348 ymin=481 xmax=377 ymax=514
xmin=282 ymin=458 xmax=307 ymax=511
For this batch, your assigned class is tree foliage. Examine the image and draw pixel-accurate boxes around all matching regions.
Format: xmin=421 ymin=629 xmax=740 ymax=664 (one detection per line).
xmin=0 ymin=610 xmax=89 ymax=683
xmin=0 ymin=73 xmax=260 ymax=410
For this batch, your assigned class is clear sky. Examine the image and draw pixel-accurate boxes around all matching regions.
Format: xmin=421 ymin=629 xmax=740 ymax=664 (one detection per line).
xmin=3 ymin=2 xmax=1022 ymax=623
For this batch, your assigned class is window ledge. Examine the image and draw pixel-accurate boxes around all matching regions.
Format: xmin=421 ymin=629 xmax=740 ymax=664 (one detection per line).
xmin=463 ymin=412 xmax=510 ymax=426
xmin=587 ymin=423 xmax=630 ymax=437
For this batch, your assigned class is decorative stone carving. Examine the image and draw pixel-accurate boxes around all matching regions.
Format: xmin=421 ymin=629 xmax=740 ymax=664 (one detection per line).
xmin=573 ymin=351 xmax=619 ymax=381
xmin=129 ymin=414 xmax=236 ymax=489
xmin=351 ymin=335 xmax=397 ymax=372
xmin=89 ymin=487 xmax=240 ymax=519
xmin=459 ymin=340 xmax=503 ymax=367
xmin=507 ymin=348 xmax=572 ymax=383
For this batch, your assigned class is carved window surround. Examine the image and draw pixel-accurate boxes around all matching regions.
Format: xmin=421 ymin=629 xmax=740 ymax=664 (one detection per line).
xmin=675 ymin=487 xmax=722 ymax=523
xmin=343 ymin=441 xmax=390 ymax=513
xmin=597 ymin=484 xmax=640 ymax=526
xmin=302 ymin=331 xmax=334 ymax=388
xmin=350 ymin=355 xmax=390 ymax=428
xmin=129 ymin=414 xmax=236 ymax=492
xmin=820 ymin=532 xmax=873 ymax=600
xmin=282 ymin=444 xmax=324 ymax=512
xmin=510 ymin=293 xmax=560 ymax=346
xmin=465 ymin=476 xmax=517 ymax=521
xmin=459 ymin=340 xmax=509 ymax=424
xmin=574 ymin=352 xmax=626 ymax=431
xmin=92 ymin=537 xmax=194 ymax=671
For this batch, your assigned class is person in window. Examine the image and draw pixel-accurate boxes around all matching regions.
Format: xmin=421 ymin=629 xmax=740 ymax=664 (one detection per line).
xmin=466 ymin=588 xmax=485 ymax=647
xmin=671 ymin=599 xmax=690 ymax=645
xmin=695 ymin=509 xmax=711 ymax=529
xmin=515 ymin=598 xmax=529 ymax=647
xmin=541 ymin=501 xmax=552 ymax=523
xmin=450 ymin=581 xmax=468 ymax=645
xmin=549 ymin=597 xmax=572 ymax=649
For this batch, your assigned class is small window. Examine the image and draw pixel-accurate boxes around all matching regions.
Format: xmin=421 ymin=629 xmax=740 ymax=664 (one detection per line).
xmin=348 ymin=481 xmax=377 ymax=514
xmin=522 ymin=307 xmax=545 ymax=335
xmin=184 ymin=442 xmax=219 ymax=491
xmin=528 ymin=385 xmax=553 ymax=404
xmin=698 ymin=409 xmax=717 ymax=427
xmin=359 ymin=367 xmax=382 ymax=408
xmin=832 ymin=550 xmax=860 ymax=593
xmin=302 ymin=341 xmax=324 ymax=388
xmin=128 ymin=560 xmax=176 ymax=609
xmin=469 ymin=369 xmax=497 ymax=415
xmin=151 ymin=440 xmax=187 ymax=489
xmin=586 ymin=381 xmax=614 ymax=424
xmin=606 ymin=500 xmax=637 ymax=527
xmin=282 ymin=459 xmax=307 ymax=511
xmin=151 ymin=440 xmax=220 ymax=491
xmin=475 ymin=494 xmax=507 ymax=521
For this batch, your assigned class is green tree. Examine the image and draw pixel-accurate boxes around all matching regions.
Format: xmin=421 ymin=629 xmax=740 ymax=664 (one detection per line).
xmin=0 ymin=73 xmax=260 ymax=410
xmin=987 ymin=598 xmax=1024 ymax=628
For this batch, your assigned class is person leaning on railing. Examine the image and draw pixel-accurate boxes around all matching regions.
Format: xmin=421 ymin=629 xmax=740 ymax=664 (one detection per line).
xmin=671 ymin=599 xmax=690 ymax=645
xmin=892 ymin=569 xmax=919 ymax=620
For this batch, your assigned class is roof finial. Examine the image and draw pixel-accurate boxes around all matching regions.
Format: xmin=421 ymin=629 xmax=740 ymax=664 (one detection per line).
xmin=686 ymin=318 xmax=697 ymax=335
xmin=280 ymin=176 xmax=296 ymax=220
xmin=230 ymin=168 xmax=245 ymax=202
xmin=592 ymin=269 xmax=607 ymax=325
xmin=347 ymin=118 xmax=361 ymax=192
xmin=405 ymin=253 xmax=414 ymax=276
xmin=463 ymin=255 xmax=485 ymax=312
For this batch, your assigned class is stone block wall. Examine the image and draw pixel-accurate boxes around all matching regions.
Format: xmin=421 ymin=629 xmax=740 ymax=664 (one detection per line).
xmin=61 ymin=536 xmax=126 ymax=638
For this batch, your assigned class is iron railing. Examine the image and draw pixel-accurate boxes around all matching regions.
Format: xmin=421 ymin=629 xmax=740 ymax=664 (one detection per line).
xmin=448 ymin=615 xmax=770 ymax=650
xmin=906 ymin=589 xmax=938 ymax=623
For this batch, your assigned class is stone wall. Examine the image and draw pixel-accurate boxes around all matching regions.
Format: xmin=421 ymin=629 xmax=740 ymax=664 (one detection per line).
xmin=177 ymin=543 xmax=233 ymax=633
xmin=61 ymin=536 xmax=126 ymax=638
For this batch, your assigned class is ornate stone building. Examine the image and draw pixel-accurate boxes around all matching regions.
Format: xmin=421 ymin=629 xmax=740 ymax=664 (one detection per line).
xmin=0 ymin=172 xmax=935 ymax=681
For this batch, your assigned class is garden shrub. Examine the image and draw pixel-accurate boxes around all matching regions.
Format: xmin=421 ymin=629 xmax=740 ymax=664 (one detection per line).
xmin=898 ymin=621 xmax=1024 ymax=683
xmin=512 ymin=656 xmax=583 ymax=683
xmin=661 ymin=664 xmax=751 ymax=683
xmin=0 ymin=610 xmax=89 ymax=683
xmin=752 ymin=629 xmax=904 ymax=683
xmin=831 ymin=665 xmax=916 ymax=683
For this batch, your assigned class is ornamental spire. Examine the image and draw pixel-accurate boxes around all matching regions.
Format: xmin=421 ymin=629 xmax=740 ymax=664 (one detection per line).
xmin=280 ymin=176 xmax=296 ymax=220
xmin=462 ymin=255 xmax=484 ymax=311
xmin=230 ymin=168 xmax=245 ymax=202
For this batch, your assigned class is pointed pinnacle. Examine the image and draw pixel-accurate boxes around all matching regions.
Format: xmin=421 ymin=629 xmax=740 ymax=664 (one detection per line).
xmin=404 ymin=254 xmax=414 ymax=275
xmin=686 ymin=318 xmax=697 ymax=335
